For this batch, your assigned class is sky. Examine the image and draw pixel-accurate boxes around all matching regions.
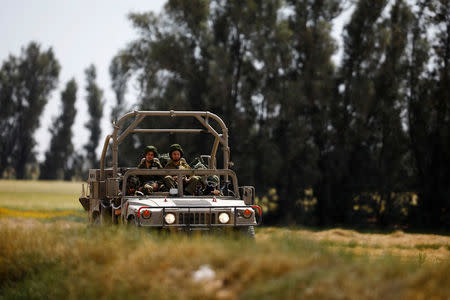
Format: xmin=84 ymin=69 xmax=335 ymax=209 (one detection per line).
xmin=0 ymin=0 xmax=351 ymax=162
xmin=0 ymin=0 xmax=166 ymax=161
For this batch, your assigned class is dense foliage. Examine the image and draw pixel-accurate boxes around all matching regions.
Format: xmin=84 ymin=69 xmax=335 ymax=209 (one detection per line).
xmin=84 ymin=65 xmax=105 ymax=170
xmin=40 ymin=79 xmax=78 ymax=180
xmin=0 ymin=42 xmax=60 ymax=179
xmin=105 ymin=0 xmax=449 ymax=229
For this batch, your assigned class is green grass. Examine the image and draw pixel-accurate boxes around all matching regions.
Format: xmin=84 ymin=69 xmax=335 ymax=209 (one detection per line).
xmin=0 ymin=180 xmax=449 ymax=299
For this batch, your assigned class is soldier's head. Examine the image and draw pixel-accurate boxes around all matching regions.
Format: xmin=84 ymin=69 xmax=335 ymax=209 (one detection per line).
xmin=169 ymin=144 xmax=183 ymax=162
xmin=206 ymin=175 xmax=219 ymax=188
xmin=128 ymin=176 xmax=140 ymax=190
xmin=144 ymin=145 xmax=158 ymax=162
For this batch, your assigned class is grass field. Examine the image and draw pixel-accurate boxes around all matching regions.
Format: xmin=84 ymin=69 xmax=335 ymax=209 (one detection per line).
xmin=0 ymin=180 xmax=83 ymax=211
xmin=0 ymin=180 xmax=449 ymax=299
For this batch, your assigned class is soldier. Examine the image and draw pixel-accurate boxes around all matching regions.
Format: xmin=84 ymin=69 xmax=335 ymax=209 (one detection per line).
xmin=125 ymin=175 xmax=141 ymax=196
xmin=163 ymin=144 xmax=202 ymax=195
xmin=202 ymin=175 xmax=222 ymax=196
xmin=138 ymin=145 xmax=163 ymax=194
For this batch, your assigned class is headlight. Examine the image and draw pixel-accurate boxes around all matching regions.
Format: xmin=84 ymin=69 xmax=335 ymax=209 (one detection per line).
xmin=218 ymin=212 xmax=230 ymax=224
xmin=164 ymin=213 xmax=176 ymax=224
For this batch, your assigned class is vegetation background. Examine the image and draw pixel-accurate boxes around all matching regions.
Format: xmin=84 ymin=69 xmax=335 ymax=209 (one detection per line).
xmin=0 ymin=0 xmax=449 ymax=230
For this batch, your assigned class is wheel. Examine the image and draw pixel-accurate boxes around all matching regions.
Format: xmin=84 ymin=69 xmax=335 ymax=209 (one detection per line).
xmin=90 ymin=211 xmax=100 ymax=226
xmin=126 ymin=215 xmax=136 ymax=227
xmin=99 ymin=205 xmax=113 ymax=225
xmin=234 ymin=226 xmax=255 ymax=239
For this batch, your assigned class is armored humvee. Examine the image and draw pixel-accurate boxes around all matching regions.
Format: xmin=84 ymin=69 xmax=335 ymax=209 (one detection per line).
xmin=79 ymin=111 xmax=261 ymax=237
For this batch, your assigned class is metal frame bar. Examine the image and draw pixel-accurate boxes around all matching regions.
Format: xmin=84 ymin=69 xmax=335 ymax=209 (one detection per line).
xmin=121 ymin=168 xmax=240 ymax=198
xmin=132 ymin=129 xmax=206 ymax=134
xmin=99 ymin=111 xmax=230 ymax=181
xmin=99 ymin=135 xmax=112 ymax=179
xmin=117 ymin=115 xmax=145 ymax=145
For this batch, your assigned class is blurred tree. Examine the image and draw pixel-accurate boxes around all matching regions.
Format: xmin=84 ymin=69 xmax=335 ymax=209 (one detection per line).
xmin=109 ymin=54 xmax=137 ymax=167
xmin=109 ymin=55 xmax=129 ymax=123
xmin=110 ymin=0 xmax=449 ymax=228
xmin=329 ymin=0 xmax=388 ymax=225
xmin=0 ymin=55 xmax=17 ymax=177
xmin=40 ymin=79 xmax=77 ymax=180
xmin=0 ymin=42 xmax=60 ymax=179
xmin=370 ymin=0 xmax=414 ymax=226
xmin=84 ymin=65 xmax=104 ymax=169
xmin=426 ymin=0 xmax=450 ymax=228
xmin=114 ymin=0 xmax=343 ymax=224
xmin=405 ymin=0 xmax=429 ymax=227
xmin=408 ymin=0 xmax=450 ymax=228
xmin=116 ymin=0 xmax=282 ymax=169
xmin=277 ymin=0 xmax=342 ymax=224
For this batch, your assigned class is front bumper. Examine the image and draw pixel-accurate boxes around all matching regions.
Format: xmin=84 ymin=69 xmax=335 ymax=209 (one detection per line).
xmin=132 ymin=205 xmax=262 ymax=229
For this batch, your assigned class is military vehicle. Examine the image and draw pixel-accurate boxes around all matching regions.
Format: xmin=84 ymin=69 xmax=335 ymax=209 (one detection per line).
xmin=79 ymin=111 xmax=261 ymax=237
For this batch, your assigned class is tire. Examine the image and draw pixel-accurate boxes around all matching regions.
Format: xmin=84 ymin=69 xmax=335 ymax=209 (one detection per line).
xmin=127 ymin=216 xmax=136 ymax=227
xmin=234 ymin=226 xmax=255 ymax=239
xmin=91 ymin=211 xmax=100 ymax=226
xmin=99 ymin=206 xmax=113 ymax=225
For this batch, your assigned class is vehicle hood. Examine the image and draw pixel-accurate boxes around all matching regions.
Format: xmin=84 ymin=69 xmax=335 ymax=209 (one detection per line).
xmin=126 ymin=197 xmax=246 ymax=208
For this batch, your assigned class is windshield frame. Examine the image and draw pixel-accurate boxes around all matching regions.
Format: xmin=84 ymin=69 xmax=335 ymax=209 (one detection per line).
xmin=121 ymin=168 xmax=240 ymax=198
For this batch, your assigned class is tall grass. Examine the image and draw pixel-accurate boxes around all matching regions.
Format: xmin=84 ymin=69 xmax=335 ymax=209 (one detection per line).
xmin=1 ymin=180 xmax=449 ymax=299
xmin=0 ymin=221 xmax=449 ymax=300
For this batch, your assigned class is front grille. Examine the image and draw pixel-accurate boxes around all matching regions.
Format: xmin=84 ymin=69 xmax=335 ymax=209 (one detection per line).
xmin=178 ymin=212 xmax=216 ymax=225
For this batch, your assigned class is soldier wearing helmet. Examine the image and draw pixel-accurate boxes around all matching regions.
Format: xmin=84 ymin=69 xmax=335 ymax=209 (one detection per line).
xmin=137 ymin=145 xmax=163 ymax=194
xmin=202 ymin=175 xmax=222 ymax=196
xmin=163 ymin=144 xmax=202 ymax=195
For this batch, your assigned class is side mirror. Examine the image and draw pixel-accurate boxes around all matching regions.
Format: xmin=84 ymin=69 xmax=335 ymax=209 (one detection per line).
xmin=240 ymin=186 xmax=255 ymax=205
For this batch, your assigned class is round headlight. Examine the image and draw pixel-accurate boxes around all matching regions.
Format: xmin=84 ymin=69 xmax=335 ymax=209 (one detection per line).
xmin=218 ymin=212 xmax=230 ymax=224
xmin=164 ymin=213 xmax=176 ymax=224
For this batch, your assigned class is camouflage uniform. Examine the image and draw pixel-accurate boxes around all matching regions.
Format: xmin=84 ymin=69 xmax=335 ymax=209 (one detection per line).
xmin=138 ymin=146 xmax=163 ymax=194
xmin=163 ymin=144 xmax=202 ymax=195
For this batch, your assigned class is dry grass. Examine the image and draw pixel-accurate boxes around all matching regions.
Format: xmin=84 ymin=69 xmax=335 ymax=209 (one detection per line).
xmin=259 ymin=227 xmax=450 ymax=263
xmin=0 ymin=180 xmax=83 ymax=211
xmin=0 ymin=220 xmax=449 ymax=300
xmin=0 ymin=180 xmax=449 ymax=299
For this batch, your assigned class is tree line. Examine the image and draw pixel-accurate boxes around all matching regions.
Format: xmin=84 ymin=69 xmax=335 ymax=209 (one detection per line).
xmin=0 ymin=45 xmax=104 ymax=181
xmin=0 ymin=0 xmax=448 ymax=230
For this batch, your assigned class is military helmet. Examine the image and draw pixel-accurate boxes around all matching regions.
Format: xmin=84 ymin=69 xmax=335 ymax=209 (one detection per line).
xmin=144 ymin=145 xmax=159 ymax=157
xmin=206 ymin=175 xmax=219 ymax=187
xmin=168 ymin=144 xmax=184 ymax=158
xmin=127 ymin=176 xmax=140 ymax=189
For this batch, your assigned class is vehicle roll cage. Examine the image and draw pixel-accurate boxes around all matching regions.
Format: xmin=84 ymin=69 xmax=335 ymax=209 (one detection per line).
xmin=99 ymin=110 xmax=231 ymax=181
